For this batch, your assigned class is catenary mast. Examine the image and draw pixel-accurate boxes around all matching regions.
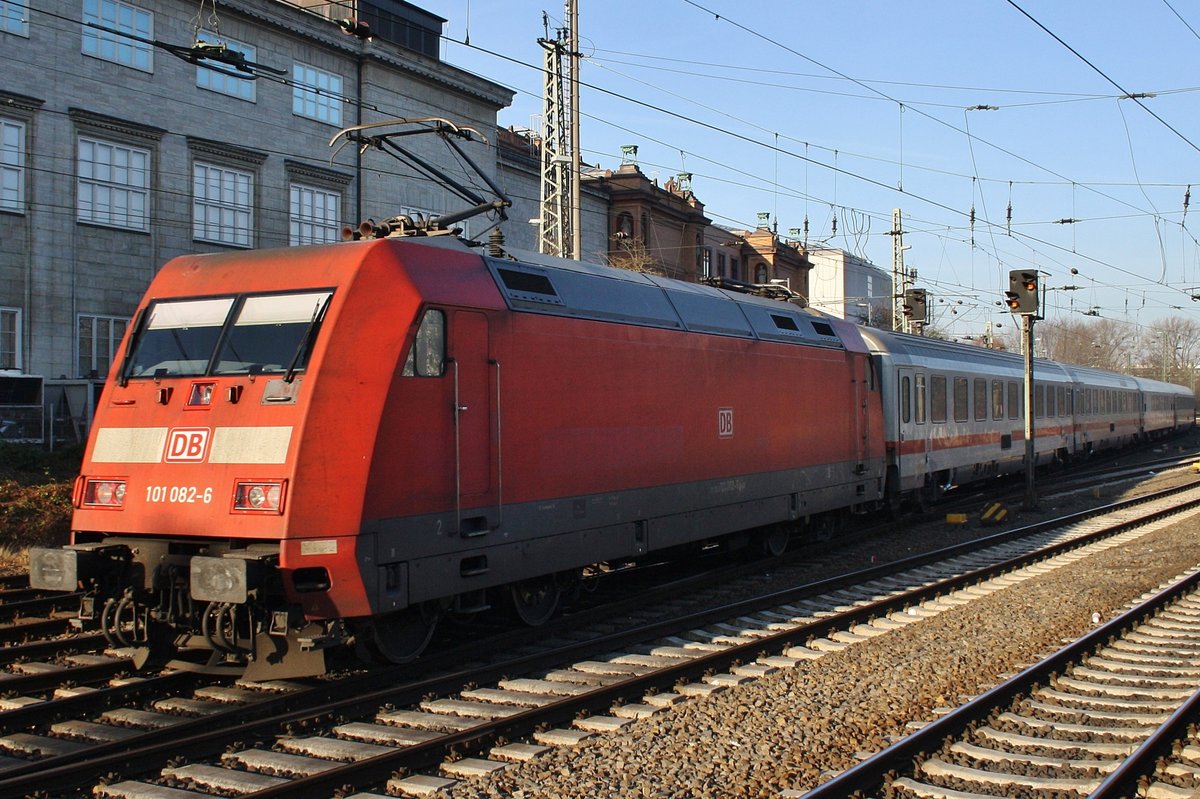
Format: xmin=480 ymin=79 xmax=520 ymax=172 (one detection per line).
xmin=538 ymin=1 xmax=579 ymax=258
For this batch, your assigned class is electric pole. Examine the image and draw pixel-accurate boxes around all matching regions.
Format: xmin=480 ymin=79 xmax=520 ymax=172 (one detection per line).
xmin=538 ymin=1 xmax=579 ymax=259
xmin=890 ymin=208 xmax=909 ymax=333
xmin=568 ymin=0 xmax=581 ymax=260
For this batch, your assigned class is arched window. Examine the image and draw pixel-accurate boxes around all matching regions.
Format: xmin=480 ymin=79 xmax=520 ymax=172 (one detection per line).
xmin=615 ymin=213 xmax=633 ymax=238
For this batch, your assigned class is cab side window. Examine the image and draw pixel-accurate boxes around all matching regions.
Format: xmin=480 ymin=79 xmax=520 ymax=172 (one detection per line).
xmin=402 ymin=309 xmax=446 ymax=377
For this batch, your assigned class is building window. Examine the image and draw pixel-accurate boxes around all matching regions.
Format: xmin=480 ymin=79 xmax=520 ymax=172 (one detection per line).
xmin=78 ymin=136 xmax=150 ymax=230
xmin=289 ymin=183 xmax=341 ymax=245
xmin=1 ymin=0 xmax=29 ymax=36
xmin=0 ymin=307 xmax=19 ymax=370
xmin=1 ymin=118 xmax=23 ymax=213
xmin=615 ymin=213 xmax=633 ymax=238
xmin=730 ymin=257 xmax=740 ymax=281
xmin=292 ymin=63 xmax=343 ymax=125
xmin=78 ymin=314 xmax=128 ymax=379
xmin=193 ymin=162 xmax=253 ymax=247
xmin=82 ymin=0 xmax=153 ymax=72
xmin=196 ymin=32 xmax=256 ymax=102
xmin=699 ymin=247 xmax=712 ymax=279
xmin=717 ymin=252 xmax=726 ymax=277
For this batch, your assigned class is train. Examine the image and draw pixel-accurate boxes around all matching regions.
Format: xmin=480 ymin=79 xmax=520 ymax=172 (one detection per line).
xmin=26 ymin=230 xmax=1194 ymax=679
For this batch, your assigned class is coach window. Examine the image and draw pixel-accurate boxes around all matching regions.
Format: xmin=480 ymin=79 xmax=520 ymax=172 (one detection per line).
xmin=915 ymin=374 xmax=927 ymax=424
xmin=901 ymin=376 xmax=911 ymax=423
xmin=1056 ymin=386 xmax=1066 ymax=417
xmin=1035 ymin=384 xmax=1045 ymax=418
xmin=402 ymin=309 xmax=445 ymax=377
xmin=931 ymin=375 xmax=947 ymax=423
xmin=1007 ymin=381 xmax=1019 ymax=420
xmin=991 ymin=380 xmax=1004 ymax=420
xmin=953 ymin=377 xmax=968 ymax=422
xmin=974 ymin=378 xmax=987 ymax=421
xmin=1047 ymin=385 xmax=1055 ymax=417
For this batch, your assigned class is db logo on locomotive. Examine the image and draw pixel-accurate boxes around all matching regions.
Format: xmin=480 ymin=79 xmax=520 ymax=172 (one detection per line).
xmin=164 ymin=428 xmax=211 ymax=463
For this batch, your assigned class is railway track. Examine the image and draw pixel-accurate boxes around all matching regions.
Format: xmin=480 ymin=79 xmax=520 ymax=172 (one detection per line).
xmin=801 ymin=565 xmax=1200 ymax=799
xmin=3 ymin=479 xmax=1196 ymax=798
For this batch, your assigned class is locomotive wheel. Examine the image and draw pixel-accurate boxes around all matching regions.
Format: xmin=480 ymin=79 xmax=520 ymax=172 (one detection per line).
xmin=757 ymin=525 xmax=790 ymax=557
xmin=508 ymin=575 xmax=562 ymax=626
xmin=363 ymin=605 xmax=438 ymax=664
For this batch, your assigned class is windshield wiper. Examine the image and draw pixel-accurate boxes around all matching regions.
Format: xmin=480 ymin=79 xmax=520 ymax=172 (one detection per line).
xmin=284 ymin=295 xmax=332 ymax=384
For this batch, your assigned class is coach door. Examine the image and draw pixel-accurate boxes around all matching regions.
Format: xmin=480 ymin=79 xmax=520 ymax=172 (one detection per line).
xmin=897 ymin=368 xmax=930 ymax=491
xmin=450 ymin=311 xmax=497 ymax=536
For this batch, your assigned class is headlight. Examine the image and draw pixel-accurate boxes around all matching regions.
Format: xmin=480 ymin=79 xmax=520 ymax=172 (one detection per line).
xmin=232 ymin=480 xmax=285 ymax=514
xmin=29 ymin=548 xmax=79 ymax=591
xmin=191 ymin=556 xmax=250 ymax=603
xmin=191 ymin=555 xmax=266 ymax=604
xmin=81 ymin=479 xmax=127 ymax=509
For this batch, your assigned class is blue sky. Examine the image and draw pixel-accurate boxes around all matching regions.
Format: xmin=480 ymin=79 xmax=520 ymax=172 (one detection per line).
xmin=418 ymin=0 xmax=1200 ymax=340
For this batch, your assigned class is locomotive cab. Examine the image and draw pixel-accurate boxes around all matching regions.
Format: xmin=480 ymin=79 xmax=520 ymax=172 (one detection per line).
xmin=30 ymin=268 xmax=346 ymax=676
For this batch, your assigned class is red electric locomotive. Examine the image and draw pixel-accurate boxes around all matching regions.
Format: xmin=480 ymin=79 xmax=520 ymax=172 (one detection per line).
xmin=32 ymin=119 xmax=1192 ymax=679
xmin=29 ymin=233 xmax=886 ymax=678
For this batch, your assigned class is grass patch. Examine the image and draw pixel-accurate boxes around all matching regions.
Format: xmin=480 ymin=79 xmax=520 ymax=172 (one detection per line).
xmin=0 ymin=442 xmax=82 ymax=568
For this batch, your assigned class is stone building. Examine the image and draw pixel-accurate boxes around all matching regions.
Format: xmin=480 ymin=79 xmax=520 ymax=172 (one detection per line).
xmin=735 ymin=213 xmax=811 ymax=297
xmin=697 ymin=213 xmax=812 ymax=300
xmin=0 ymin=0 xmax=512 ymax=439
xmin=590 ymin=152 xmax=710 ymax=281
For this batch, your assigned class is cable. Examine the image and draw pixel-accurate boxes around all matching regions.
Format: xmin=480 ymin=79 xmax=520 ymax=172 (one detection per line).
xmin=1161 ymin=0 xmax=1200 ymax=43
xmin=1005 ymin=0 xmax=1200 ymax=156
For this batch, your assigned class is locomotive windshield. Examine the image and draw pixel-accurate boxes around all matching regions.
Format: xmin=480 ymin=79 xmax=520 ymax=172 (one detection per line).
xmin=124 ymin=290 xmax=333 ymax=379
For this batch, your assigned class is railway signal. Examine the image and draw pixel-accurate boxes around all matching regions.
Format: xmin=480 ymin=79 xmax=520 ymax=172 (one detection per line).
xmin=1005 ymin=270 xmax=1039 ymax=315
xmin=1003 ymin=269 xmax=1040 ymax=510
xmin=902 ymin=288 xmax=927 ymax=326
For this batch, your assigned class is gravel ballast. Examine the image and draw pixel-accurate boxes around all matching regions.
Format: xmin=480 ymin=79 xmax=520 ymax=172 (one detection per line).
xmin=447 ymin=497 xmax=1200 ymax=799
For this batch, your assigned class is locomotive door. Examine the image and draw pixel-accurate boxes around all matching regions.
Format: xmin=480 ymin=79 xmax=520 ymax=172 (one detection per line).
xmin=450 ymin=311 xmax=496 ymax=535
xmin=852 ymin=359 xmax=870 ymax=469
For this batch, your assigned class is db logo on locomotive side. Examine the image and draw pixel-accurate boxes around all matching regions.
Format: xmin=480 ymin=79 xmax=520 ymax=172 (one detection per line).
xmin=164 ymin=428 xmax=212 ymax=462
xmin=717 ymin=407 xmax=734 ymax=438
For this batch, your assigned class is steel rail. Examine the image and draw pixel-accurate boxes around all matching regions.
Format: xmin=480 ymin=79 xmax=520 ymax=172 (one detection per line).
xmin=0 ymin=591 xmax=83 ymax=623
xmin=0 ymin=615 xmax=73 ymax=646
xmin=801 ymin=566 xmax=1200 ymax=799
xmin=3 ymin=480 xmax=1197 ymax=797
xmin=234 ymin=485 xmax=1200 ymax=799
xmin=17 ymin=482 xmax=1196 ymax=799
